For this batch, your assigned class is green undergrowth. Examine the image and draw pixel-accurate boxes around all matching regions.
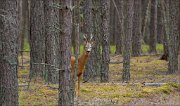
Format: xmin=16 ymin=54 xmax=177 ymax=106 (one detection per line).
xmin=18 ymin=53 xmax=180 ymax=105
xmin=19 ymin=80 xmax=180 ymax=105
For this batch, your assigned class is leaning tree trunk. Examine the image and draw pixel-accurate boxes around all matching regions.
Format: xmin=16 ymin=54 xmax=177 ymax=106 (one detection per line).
xmin=132 ymin=0 xmax=142 ymax=57
xmin=58 ymin=0 xmax=74 ymax=105
xmin=122 ymin=0 xmax=134 ymax=82
xmin=44 ymin=0 xmax=59 ymax=83
xmin=149 ymin=0 xmax=157 ymax=54
xmin=100 ymin=0 xmax=110 ymax=82
xmin=29 ymin=0 xmax=45 ymax=79
xmin=0 ymin=0 xmax=19 ymax=105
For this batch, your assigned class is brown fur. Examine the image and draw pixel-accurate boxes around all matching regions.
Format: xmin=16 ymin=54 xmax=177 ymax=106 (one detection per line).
xmin=71 ymin=51 xmax=90 ymax=96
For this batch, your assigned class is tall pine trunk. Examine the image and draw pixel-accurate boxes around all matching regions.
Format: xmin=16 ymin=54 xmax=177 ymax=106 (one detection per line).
xmin=58 ymin=0 xmax=74 ymax=105
xmin=122 ymin=0 xmax=134 ymax=82
xmin=44 ymin=0 xmax=59 ymax=83
xmin=132 ymin=0 xmax=142 ymax=57
xmin=0 ymin=0 xmax=19 ymax=105
xmin=30 ymin=0 xmax=45 ymax=78
xmin=149 ymin=0 xmax=157 ymax=54
xmin=100 ymin=0 xmax=110 ymax=82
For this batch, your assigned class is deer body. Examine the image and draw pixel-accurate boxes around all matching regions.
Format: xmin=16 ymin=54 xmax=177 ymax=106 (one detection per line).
xmin=71 ymin=35 xmax=93 ymax=96
xmin=71 ymin=51 xmax=90 ymax=96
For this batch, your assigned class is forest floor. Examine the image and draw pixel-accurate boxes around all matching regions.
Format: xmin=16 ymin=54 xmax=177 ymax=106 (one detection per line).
xmin=18 ymin=54 xmax=180 ymax=106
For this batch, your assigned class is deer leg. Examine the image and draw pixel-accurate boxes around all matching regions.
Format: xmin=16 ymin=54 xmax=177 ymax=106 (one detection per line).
xmin=77 ymin=76 xmax=81 ymax=96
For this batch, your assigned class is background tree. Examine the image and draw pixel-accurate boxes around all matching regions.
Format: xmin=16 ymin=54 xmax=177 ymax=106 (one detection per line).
xmin=83 ymin=0 xmax=93 ymax=82
xmin=157 ymin=1 xmax=164 ymax=44
xmin=122 ymin=0 xmax=134 ymax=82
xmin=0 ymin=0 xmax=19 ymax=105
xmin=44 ymin=0 xmax=59 ymax=83
xmin=142 ymin=0 xmax=151 ymax=44
xmin=100 ymin=0 xmax=110 ymax=82
xmin=149 ymin=0 xmax=157 ymax=54
xmin=132 ymin=0 xmax=142 ymax=57
xmin=19 ymin=0 xmax=29 ymax=52
xmin=109 ymin=1 xmax=116 ymax=45
xmin=29 ymin=0 xmax=45 ymax=78
xmin=58 ymin=0 xmax=73 ymax=105
xmin=115 ymin=0 xmax=123 ymax=55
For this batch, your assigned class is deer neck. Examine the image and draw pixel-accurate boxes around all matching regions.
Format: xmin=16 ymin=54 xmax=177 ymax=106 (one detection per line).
xmin=78 ymin=51 xmax=89 ymax=68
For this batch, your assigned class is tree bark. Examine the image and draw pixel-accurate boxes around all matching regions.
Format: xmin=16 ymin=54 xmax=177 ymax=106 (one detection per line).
xmin=115 ymin=0 xmax=123 ymax=55
xmin=30 ymin=0 xmax=45 ymax=78
xmin=167 ymin=0 xmax=179 ymax=74
xmin=0 ymin=0 xmax=19 ymax=105
xmin=44 ymin=0 xmax=59 ymax=83
xmin=149 ymin=0 xmax=157 ymax=54
xmin=132 ymin=0 xmax=142 ymax=57
xmin=157 ymin=2 xmax=164 ymax=44
xmin=58 ymin=0 xmax=74 ymax=105
xmin=122 ymin=0 xmax=134 ymax=82
xmin=100 ymin=0 xmax=110 ymax=82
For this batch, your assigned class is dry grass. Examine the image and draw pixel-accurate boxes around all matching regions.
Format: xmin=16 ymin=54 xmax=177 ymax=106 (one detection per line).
xmin=18 ymin=54 xmax=180 ymax=105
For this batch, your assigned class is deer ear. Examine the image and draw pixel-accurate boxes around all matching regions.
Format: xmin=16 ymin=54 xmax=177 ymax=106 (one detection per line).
xmin=90 ymin=34 xmax=93 ymax=41
xmin=83 ymin=34 xmax=87 ymax=41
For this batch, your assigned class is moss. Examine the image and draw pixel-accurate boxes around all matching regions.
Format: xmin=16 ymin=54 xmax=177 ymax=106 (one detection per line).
xmin=167 ymin=83 xmax=180 ymax=90
xmin=81 ymin=88 xmax=93 ymax=93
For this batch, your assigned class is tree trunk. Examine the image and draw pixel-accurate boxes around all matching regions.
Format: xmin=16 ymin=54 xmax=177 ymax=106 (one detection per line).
xmin=44 ymin=0 xmax=59 ymax=83
xmin=100 ymin=0 xmax=110 ymax=82
xmin=122 ymin=0 xmax=134 ymax=82
xmin=141 ymin=0 xmax=150 ymax=44
xmin=83 ymin=0 xmax=93 ymax=82
xmin=58 ymin=0 xmax=74 ymax=105
xmin=92 ymin=0 xmax=102 ymax=80
xmin=0 ymin=0 xmax=19 ymax=105
xmin=29 ymin=0 xmax=45 ymax=78
xmin=115 ymin=0 xmax=123 ymax=55
xmin=132 ymin=0 xmax=142 ymax=57
xmin=109 ymin=1 xmax=115 ymax=45
xmin=149 ymin=0 xmax=157 ymax=54
xmin=167 ymin=0 xmax=179 ymax=74
xmin=157 ymin=2 xmax=164 ymax=44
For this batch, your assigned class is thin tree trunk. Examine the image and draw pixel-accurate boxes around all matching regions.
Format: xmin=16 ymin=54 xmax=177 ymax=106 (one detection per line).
xmin=157 ymin=2 xmax=164 ymax=44
xmin=149 ymin=0 xmax=157 ymax=54
xmin=132 ymin=0 xmax=142 ymax=57
xmin=100 ymin=0 xmax=110 ymax=82
xmin=115 ymin=0 xmax=123 ymax=55
xmin=122 ymin=0 xmax=134 ymax=82
xmin=83 ymin=0 xmax=93 ymax=82
xmin=0 ymin=0 xmax=19 ymax=105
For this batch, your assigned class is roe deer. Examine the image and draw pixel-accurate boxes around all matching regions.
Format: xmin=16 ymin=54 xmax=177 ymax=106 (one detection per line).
xmin=71 ymin=34 xmax=93 ymax=96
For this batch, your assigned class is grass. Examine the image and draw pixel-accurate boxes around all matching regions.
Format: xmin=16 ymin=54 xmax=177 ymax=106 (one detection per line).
xmin=18 ymin=54 xmax=180 ymax=105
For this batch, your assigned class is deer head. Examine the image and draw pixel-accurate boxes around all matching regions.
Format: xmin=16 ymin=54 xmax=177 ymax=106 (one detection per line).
xmin=83 ymin=34 xmax=94 ymax=54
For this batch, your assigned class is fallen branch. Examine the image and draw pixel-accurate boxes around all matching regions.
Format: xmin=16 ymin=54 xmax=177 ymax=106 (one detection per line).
xmin=142 ymin=83 xmax=166 ymax=86
xmin=19 ymin=84 xmax=28 ymax=87
xmin=110 ymin=61 xmax=123 ymax=64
